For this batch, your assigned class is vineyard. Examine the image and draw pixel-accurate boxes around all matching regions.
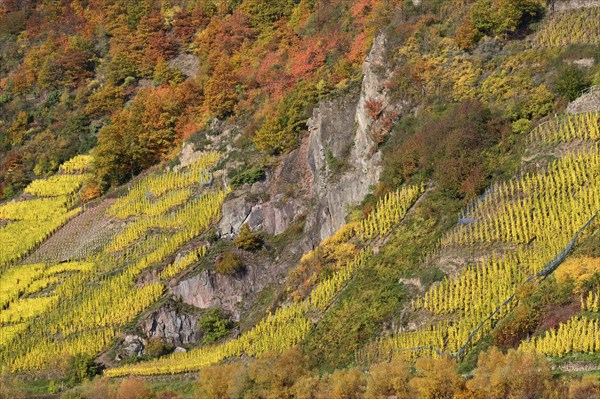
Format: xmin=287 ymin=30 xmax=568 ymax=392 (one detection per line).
xmin=519 ymin=316 xmax=600 ymax=356
xmin=105 ymin=184 xmax=423 ymax=376
xmin=0 ymin=155 xmax=92 ymax=266
xmin=533 ymin=7 xmax=600 ymax=47
xmin=529 ymin=112 xmax=599 ymax=145
xmin=357 ymin=110 xmax=600 ymax=364
xmin=0 ymin=153 xmax=226 ymax=372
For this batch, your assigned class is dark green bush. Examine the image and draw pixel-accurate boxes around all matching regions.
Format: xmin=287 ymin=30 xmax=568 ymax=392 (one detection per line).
xmin=198 ymin=309 xmax=234 ymax=345
xmin=66 ymin=354 xmax=100 ymax=384
xmin=230 ymin=165 xmax=266 ymax=187
xmin=553 ymin=65 xmax=588 ymax=101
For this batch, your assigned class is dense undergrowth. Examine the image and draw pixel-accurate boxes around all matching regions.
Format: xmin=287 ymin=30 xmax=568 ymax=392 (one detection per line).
xmin=1 ymin=0 xmax=600 ymax=398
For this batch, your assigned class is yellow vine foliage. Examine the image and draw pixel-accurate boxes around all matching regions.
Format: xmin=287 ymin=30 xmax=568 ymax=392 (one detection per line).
xmin=105 ymin=184 xmax=423 ymax=376
xmin=519 ymin=316 xmax=600 ymax=356
xmin=59 ymin=155 xmax=93 ymax=174
xmin=533 ymin=7 xmax=600 ymax=47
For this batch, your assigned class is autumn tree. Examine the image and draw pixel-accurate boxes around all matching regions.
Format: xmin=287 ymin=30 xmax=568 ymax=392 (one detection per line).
xmin=244 ymin=348 xmax=310 ymax=399
xmin=115 ymin=377 xmax=155 ymax=399
xmin=409 ymin=356 xmax=463 ymax=399
xmin=241 ymin=0 xmax=297 ymax=30
xmin=253 ymin=82 xmax=318 ymax=154
xmin=93 ymin=86 xmax=184 ymax=185
xmin=467 ymin=347 xmax=552 ymax=399
xmin=327 ymin=367 xmax=367 ymax=399
xmin=568 ymin=375 xmax=600 ymax=399
xmin=365 ymin=355 xmax=411 ymax=399
xmin=204 ymin=59 xmax=239 ymax=118
xmin=196 ymin=363 xmax=244 ymax=399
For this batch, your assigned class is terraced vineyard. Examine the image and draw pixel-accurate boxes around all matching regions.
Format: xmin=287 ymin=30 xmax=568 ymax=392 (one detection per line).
xmin=529 ymin=112 xmax=599 ymax=145
xmin=357 ymin=111 xmax=600 ymax=364
xmin=0 ymin=152 xmax=226 ymax=372
xmin=0 ymin=155 xmax=90 ymax=266
xmin=533 ymin=7 xmax=600 ymax=47
xmin=105 ymin=184 xmax=424 ymax=376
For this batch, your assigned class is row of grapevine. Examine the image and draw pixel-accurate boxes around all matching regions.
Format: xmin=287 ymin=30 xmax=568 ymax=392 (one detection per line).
xmin=519 ymin=317 xmax=600 ymax=356
xmin=308 ymin=249 xmax=371 ymax=311
xmin=580 ymin=291 xmax=599 ymax=312
xmin=58 ymin=155 xmax=93 ymax=174
xmin=108 ymin=187 xmax=193 ymax=219
xmin=24 ymin=174 xmax=88 ymax=197
xmin=0 ymin=197 xmax=70 ymax=221
xmin=0 ymin=296 xmax=57 ymax=324
xmin=0 ymin=208 xmax=81 ymax=266
xmin=529 ymin=112 xmax=599 ymax=145
xmin=0 ymin=156 xmax=91 ymax=266
xmin=0 ymin=261 xmax=94 ymax=311
xmin=357 ymin=184 xmax=425 ymax=239
xmin=358 ymin=246 xmax=558 ymax=363
xmin=415 ymin=253 xmax=524 ymax=316
xmin=51 ymin=276 xmax=164 ymax=337
xmin=441 ymin=146 xmax=600 ymax=247
xmin=459 ymin=147 xmax=600 ymax=222
xmin=358 ymin=115 xmax=600 ymax=363
xmin=8 ymin=328 xmax=116 ymax=372
xmin=533 ymin=7 xmax=600 ymax=47
xmin=159 ymin=246 xmax=206 ymax=280
xmin=105 ymin=302 xmax=312 ymax=376
xmin=108 ymin=151 xmax=219 ymax=218
xmin=1 ymin=159 xmax=229 ymax=372
xmin=106 ymin=190 xmax=226 ymax=253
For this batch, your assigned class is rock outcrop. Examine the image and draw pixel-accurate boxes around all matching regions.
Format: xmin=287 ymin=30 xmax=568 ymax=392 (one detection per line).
xmin=305 ymin=32 xmax=397 ymax=241
xmin=141 ymin=305 xmax=201 ymax=346
xmin=169 ymin=53 xmax=200 ymax=78
xmin=116 ymin=335 xmax=145 ymax=359
xmin=178 ymin=32 xmax=397 ymax=320
xmin=171 ymin=263 xmax=272 ymax=321
xmin=217 ymin=32 xmax=396 ymax=243
xmin=567 ymin=87 xmax=600 ymax=114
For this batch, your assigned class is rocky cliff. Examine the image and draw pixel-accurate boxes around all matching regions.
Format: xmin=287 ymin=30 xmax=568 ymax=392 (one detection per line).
xmin=164 ymin=32 xmax=397 ymax=326
xmin=217 ymin=32 xmax=396 ymax=243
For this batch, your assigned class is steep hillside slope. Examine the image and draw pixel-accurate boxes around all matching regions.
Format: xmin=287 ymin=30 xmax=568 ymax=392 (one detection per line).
xmin=1 ymin=0 xmax=600 ymax=397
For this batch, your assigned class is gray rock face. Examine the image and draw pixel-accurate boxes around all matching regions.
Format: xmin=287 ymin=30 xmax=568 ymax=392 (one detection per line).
xmin=305 ymin=32 xmax=396 ymax=241
xmin=567 ymin=88 xmax=600 ymax=114
xmin=182 ymin=33 xmax=396 ymax=318
xmin=171 ymin=263 xmax=267 ymax=321
xmin=119 ymin=335 xmax=145 ymax=358
xmin=141 ymin=306 xmax=200 ymax=346
xmin=217 ymin=32 xmax=396 ymax=242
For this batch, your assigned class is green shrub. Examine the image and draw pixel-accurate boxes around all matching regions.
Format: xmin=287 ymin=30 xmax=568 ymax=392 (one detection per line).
xmin=511 ymin=118 xmax=532 ymax=135
xmin=229 ymin=166 xmax=265 ymax=187
xmin=215 ymin=251 xmax=245 ymax=276
xmin=66 ymin=354 xmax=100 ymax=384
xmin=554 ymin=65 xmax=588 ymax=101
xmin=470 ymin=0 xmax=544 ymax=37
xmin=48 ymin=380 xmax=60 ymax=394
xmin=235 ymin=224 xmax=263 ymax=251
xmin=198 ymin=309 xmax=234 ymax=345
